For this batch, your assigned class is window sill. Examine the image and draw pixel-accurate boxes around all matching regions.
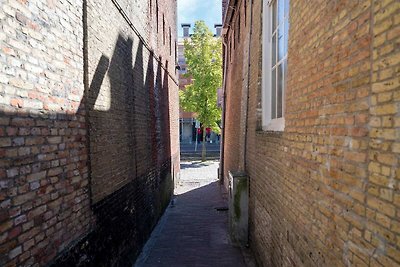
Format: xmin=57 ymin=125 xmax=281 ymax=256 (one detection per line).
xmin=262 ymin=118 xmax=285 ymax=132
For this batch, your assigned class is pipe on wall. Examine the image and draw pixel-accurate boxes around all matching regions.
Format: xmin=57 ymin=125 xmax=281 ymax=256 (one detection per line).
xmin=219 ymin=33 xmax=229 ymax=185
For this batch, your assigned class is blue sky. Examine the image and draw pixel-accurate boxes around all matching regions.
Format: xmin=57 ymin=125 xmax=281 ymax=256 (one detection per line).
xmin=177 ymin=0 xmax=222 ymax=37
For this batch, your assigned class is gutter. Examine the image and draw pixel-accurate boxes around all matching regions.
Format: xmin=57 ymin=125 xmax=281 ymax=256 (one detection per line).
xmin=222 ymin=0 xmax=237 ymax=32
xmin=220 ymin=34 xmax=229 ymax=185
xmin=219 ymin=0 xmax=237 ymax=185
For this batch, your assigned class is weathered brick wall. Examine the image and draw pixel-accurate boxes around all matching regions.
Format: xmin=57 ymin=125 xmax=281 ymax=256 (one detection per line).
xmin=368 ymin=1 xmax=400 ymax=265
xmin=0 ymin=0 xmax=179 ymax=266
xmin=222 ymin=0 xmax=248 ymax=184
xmin=223 ymin=0 xmax=399 ymax=266
xmin=86 ymin=0 xmax=178 ymax=203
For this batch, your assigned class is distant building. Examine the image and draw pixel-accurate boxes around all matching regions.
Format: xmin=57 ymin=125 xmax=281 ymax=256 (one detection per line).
xmin=178 ymin=24 xmax=195 ymax=143
xmin=178 ymin=23 xmax=222 ymax=144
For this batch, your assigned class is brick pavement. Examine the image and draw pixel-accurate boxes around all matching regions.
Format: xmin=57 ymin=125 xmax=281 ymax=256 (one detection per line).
xmin=134 ymin=161 xmax=251 ymax=267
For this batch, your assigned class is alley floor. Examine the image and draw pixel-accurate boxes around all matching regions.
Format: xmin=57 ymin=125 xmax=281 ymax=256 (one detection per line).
xmin=134 ymin=161 xmax=253 ymax=267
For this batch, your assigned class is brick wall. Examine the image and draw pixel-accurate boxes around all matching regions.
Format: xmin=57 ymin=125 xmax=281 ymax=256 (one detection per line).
xmin=223 ymin=0 xmax=247 ymax=180
xmin=0 ymin=1 xmax=90 ymax=265
xmin=223 ymin=0 xmax=399 ymax=266
xmin=222 ymin=0 xmax=229 ymax=21
xmin=0 ymin=0 xmax=179 ymax=266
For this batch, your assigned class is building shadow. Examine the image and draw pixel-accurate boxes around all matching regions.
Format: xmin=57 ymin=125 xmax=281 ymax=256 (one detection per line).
xmin=180 ymin=162 xmax=211 ymax=169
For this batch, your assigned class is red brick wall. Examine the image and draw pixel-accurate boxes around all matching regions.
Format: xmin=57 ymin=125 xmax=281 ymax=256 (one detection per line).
xmin=0 ymin=0 xmax=179 ymax=266
xmin=86 ymin=0 xmax=178 ymax=203
xmin=223 ymin=0 xmax=400 ymax=266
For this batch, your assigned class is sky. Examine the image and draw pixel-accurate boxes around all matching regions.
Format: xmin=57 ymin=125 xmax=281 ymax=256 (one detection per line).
xmin=177 ymin=0 xmax=222 ymax=37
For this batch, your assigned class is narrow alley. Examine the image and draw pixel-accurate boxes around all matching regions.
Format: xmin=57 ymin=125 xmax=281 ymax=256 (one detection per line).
xmin=1 ymin=0 xmax=400 ymax=266
xmin=134 ymin=161 xmax=253 ymax=267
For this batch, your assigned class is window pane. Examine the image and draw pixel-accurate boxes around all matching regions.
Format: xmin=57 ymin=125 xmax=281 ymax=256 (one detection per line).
xmin=272 ymin=0 xmax=277 ymax=30
xmin=278 ymin=26 xmax=284 ymax=61
xmin=272 ymin=33 xmax=276 ymax=66
xmin=277 ymin=63 xmax=283 ymax=118
xmin=271 ymin=68 xmax=276 ymax=119
xmin=284 ymin=59 xmax=288 ymax=87
xmin=284 ymin=0 xmax=290 ymax=17
xmin=278 ymin=0 xmax=284 ymax=25
xmin=284 ymin=20 xmax=289 ymax=57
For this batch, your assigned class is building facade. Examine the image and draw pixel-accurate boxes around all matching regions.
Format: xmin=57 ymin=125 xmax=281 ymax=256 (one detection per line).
xmin=178 ymin=24 xmax=196 ymax=143
xmin=222 ymin=0 xmax=399 ymax=266
xmin=0 ymin=0 xmax=179 ymax=266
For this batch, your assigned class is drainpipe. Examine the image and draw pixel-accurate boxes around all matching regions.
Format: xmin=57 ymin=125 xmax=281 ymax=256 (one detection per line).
xmin=220 ymin=0 xmax=240 ymax=185
xmin=219 ymin=33 xmax=229 ymax=185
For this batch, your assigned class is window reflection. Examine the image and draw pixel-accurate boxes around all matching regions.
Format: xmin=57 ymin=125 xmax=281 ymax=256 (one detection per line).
xmin=271 ymin=69 xmax=276 ymax=119
xmin=277 ymin=0 xmax=284 ymax=25
xmin=278 ymin=26 xmax=284 ymax=61
xmin=272 ymin=33 xmax=276 ymax=66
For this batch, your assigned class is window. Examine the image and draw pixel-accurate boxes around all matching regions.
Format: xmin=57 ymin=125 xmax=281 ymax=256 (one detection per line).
xmin=169 ymin=27 xmax=172 ymax=56
xmin=156 ymin=0 xmax=159 ymax=32
xmin=179 ymin=67 xmax=187 ymax=75
xmin=244 ymin=0 xmax=247 ymax=27
xmin=163 ymin=15 xmax=165 ymax=45
xmin=175 ymin=41 xmax=177 ymax=64
xmin=262 ymin=0 xmax=289 ymax=131
xmin=229 ymin=39 xmax=232 ymax=63
xmin=233 ymin=28 xmax=236 ymax=50
xmin=237 ymin=14 xmax=240 ymax=43
xmin=149 ymin=0 xmax=152 ymax=16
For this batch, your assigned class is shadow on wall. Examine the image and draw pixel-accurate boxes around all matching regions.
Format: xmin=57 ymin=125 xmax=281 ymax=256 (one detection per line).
xmin=86 ymin=36 xmax=143 ymax=203
xmin=53 ymin=35 xmax=174 ymax=266
xmin=0 ymin=33 xmax=173 ymax=266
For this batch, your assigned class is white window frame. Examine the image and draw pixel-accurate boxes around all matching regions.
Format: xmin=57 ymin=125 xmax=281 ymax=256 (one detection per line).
xmin=262 ymin=0 xmax=288 ymax=131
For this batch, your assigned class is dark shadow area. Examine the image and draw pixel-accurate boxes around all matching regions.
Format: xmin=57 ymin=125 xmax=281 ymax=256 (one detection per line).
xmin=86 ymin=36 xmax=138 ymax=202
xmin=162 ymin=61 xmax=171 ymax=163
xmin=147 ymin=51 xmax=158 ymax=165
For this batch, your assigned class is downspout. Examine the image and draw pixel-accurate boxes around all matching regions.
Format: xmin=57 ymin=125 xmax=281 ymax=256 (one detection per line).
xmin=220 ymin=0 xmax=237 ymax=185
xmin=219 ymin=34 xmax=229 ymax=185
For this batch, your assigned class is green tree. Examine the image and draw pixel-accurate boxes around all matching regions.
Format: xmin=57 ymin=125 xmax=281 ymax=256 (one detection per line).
xmin=180 ymin=20 xmax=222 ymax=161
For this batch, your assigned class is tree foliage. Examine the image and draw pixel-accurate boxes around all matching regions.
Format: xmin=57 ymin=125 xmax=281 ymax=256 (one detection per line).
xmin=180 ymin=21 xmax=222 ymax=134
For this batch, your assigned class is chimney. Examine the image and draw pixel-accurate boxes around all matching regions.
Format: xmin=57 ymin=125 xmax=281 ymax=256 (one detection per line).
xmin=214 ymin=24 xmax=222 ymax=37
xmin=181 ymin=23 xmax=191 ymax=37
